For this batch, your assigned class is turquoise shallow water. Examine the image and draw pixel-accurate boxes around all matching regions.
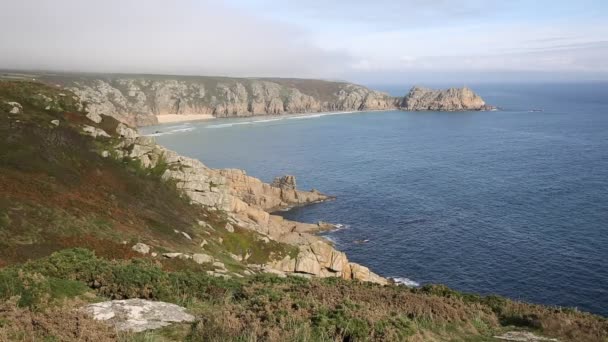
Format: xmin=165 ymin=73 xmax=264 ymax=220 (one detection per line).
xmin=142 ymin=83 xmax=608 ymax=316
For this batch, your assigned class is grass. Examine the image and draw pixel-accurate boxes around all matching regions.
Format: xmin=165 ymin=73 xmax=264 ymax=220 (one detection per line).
xmin=0 ymin=80 xmax=606 ymax=341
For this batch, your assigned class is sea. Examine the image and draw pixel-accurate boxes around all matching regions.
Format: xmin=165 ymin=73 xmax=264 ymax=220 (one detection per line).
xmin=141 ymin=82 xmax=608 ymax=316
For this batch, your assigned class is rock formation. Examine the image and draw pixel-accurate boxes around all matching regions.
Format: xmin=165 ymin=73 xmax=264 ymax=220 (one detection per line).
xmin=400 ymin=86 xmax=495 ymax=111
xmin=39 ymin=74 xmax=398 ymax=126
xmin=105 ymin=118 xmax=386 ymax=284
xmin=85 ymin=299 xmax=195 ymax=332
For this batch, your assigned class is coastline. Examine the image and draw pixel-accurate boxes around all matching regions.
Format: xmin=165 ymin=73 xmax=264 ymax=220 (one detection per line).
xmin=156 ymin=114 xmax=215 ymax=124
xmin=145 ymin=109 xmax=398 ymax=129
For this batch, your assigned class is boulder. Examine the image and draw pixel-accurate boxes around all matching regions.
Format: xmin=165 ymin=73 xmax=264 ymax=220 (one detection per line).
xmin=192 ymin=253 xmax=213 ymax=264
xmin=163 ymin=253 xmax=183 ymax=259
xmin=131 ymin=243 xmax=150 ymax=255
xmin=84 ymin=299 xmax=195 ymax=332
xmin=82 ymin=125 xmax=110 ymax=138
xmin=494 ymin=331 xmax=558 ymax=341
xmin=86 ymin=111 xmax=103 ymax=123
xmin=6 ymin=101 xmax=22 ymax=114
xmin=295 ymin=250 xmax=321 ymax=275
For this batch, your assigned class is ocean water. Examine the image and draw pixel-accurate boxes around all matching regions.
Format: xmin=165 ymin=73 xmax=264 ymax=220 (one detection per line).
xmin=141 ymin=83 xmax=608 ymax=316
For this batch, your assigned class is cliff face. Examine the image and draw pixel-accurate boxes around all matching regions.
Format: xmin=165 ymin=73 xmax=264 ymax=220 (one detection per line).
xmin=41 ymin=75 xmax=397 ymax=126
xmin=401 ymin=86 xmax=495 ymax=111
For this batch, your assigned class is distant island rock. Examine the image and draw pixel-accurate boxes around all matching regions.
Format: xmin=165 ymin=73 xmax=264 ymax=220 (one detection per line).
xmin=400 ymin=86 xmax=496 ymax=111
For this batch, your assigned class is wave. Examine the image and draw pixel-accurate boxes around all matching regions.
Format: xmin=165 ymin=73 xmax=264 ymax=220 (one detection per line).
xmin=205 ymin=111 xmax=361 ymax=129
xmin=145 ymin=127 xmax=195 ymax=136
xmin=391 ymin=277 xmax=421 ymax=288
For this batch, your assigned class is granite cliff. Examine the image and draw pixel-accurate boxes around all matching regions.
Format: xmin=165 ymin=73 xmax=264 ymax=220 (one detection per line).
xmin=38 ymin=74 xmax=398 ymax=126
xmin=2 ymin=81 xmax=605 ymax=341
xmin=400 ymin=86 xmax=496 ymax=111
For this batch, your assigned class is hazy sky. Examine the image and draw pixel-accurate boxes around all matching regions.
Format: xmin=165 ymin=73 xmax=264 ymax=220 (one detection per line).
xmin=1 ymin=0 xmax=607 ymax=83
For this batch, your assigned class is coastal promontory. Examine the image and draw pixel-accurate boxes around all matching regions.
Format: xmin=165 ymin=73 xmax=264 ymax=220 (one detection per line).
xmin=400 ymin=86 xmax=495 ymax=111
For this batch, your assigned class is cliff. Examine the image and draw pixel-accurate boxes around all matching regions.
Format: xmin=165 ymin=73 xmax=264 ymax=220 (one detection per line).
xmin=1 ymin=81 xmax=605 ymax=341
xmin=37 ymin=73 xmax=398 ymax=126
xmin=400 ymin=86 xmax=496 ymax=111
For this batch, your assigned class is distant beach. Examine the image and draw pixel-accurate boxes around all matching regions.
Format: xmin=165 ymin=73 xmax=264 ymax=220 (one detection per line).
xmin=156 ymin=114 xmax=214 ymax=124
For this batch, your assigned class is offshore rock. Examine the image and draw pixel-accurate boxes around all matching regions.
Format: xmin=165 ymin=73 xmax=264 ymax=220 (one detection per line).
xmin=401 ymin=86 xmax=495 ymax=111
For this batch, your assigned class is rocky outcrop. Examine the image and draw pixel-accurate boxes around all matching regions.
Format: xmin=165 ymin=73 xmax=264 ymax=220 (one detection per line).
xmin=84 ymin=299 xmax=195 ymax=332
xmin=400 ymin=86 xmax=495 ymax=111
xmin=104 ymin=119 xmax=387 ymax=284
xmin=43 ymin=75 xmax=397 ymax=126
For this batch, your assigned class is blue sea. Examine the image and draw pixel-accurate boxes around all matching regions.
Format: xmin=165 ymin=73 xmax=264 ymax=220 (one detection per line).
xmin=141 ymin=83 xmax=608 ymax=316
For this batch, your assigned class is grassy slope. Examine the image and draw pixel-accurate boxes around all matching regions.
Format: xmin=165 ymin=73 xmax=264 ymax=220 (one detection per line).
xmin=0 ymin=81 xmax=606 ymax=341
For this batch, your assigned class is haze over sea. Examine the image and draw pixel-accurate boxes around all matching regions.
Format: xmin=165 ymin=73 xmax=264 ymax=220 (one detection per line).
xmin=142 ymin=83 xmax=608 ymax=316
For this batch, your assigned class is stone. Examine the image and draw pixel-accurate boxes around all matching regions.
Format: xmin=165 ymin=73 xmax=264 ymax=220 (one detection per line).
xmin=86 ymin=111 xmax=103 ymax=123
xmin=181 ymin=231 xmax=192 ymax=240
xmin=82 ymin=125 xmax=110 ymax=138
xmin=162 ymin=253 xmax=183 ymax=259
xmin=6 ymin=101 xmax=22 ymax=114
xmin=192 ymin=253 xmax=213 ymax=264
xmin=116 ymin=123 xmax=139 ymax=139
xmin=131 ymin=243 xmax=150 ymax=255
xmin=101 ymin=150 xmax=110 ymax=158
xmin=84 ymin=299 xmax=195 ymax=332
xmin=295 ymin=251 xmax=321 ymax=275
xmin=199 ymin=239 xmax=208 ymax=248
xmin=212 ymin=261 xmax=225 ymax=269
xmin=50 ymin=119 xmax=60 ymax=126
xmin=151 ymin=252 xmax=158 ymax=257
xmin=224 ymin=223 xmax=234 ymax=233
xmin=494 ymin=331 xmax=558 ymax=341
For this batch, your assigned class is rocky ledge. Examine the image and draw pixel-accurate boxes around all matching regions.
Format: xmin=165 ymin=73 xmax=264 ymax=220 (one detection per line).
xmin=401 ymin=86 xmax=496 ymax=111
xmin=93 ymin=119 xmax=387 ymax=284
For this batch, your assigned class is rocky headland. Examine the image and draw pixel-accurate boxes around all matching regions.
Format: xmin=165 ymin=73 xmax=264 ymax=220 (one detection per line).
xmin=111 ymin=121 xmax=386 ymax=284
xmin=401 ymin=86 xmax=496 ymax=111
xmin=2 ymin=72 xmax=495 ymax=127
xmin=2 ymin=81 xmax=606 ymax=341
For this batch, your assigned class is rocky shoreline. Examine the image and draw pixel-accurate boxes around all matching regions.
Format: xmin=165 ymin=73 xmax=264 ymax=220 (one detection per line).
xmin=8 ymin=72 xmax=495 ymax=127
xmin=104 ymin=119 xmax=389 ymax=284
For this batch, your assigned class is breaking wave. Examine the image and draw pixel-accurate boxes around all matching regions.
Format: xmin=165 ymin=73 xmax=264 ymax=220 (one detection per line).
xmin=205 ymin=111 xmax=359 ymax=129
xmin=391 ymin=277 xmax=421 ymax=288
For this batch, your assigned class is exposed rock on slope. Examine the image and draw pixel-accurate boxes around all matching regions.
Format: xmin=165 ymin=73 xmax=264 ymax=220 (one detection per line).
xmin=110 ymin=120 xmax=386 ymax=284
xmin=401 ymin=86 xmax=495 ymax=111
xmin=41 ymin=74 xmax=397 ymax=126
xmin=85 ymin=299 xmax=195 ymax=332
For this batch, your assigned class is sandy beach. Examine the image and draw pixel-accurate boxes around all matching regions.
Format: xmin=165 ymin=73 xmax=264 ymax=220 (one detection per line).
xmin=156 ymin=114 xmax=215 ymax=124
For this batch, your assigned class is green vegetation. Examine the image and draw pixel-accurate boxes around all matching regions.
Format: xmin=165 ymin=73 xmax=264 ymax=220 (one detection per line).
xmin=0 ymin=80 xmax=606 ymax=341
xmin=1 ymin=248 xmax=607 ymax=341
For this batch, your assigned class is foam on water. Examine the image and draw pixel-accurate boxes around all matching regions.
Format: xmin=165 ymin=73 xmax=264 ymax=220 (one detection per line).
xmin=391 ymin=277 xmax=421 ymax=288
xmin=146 ymin=127 xmax=195 ymax=136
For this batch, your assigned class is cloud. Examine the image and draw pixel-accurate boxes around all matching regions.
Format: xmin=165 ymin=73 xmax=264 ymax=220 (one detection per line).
xmin=0 ymin=0 xmax=350 ymax=78
xmin=0 ymin=0 xmax=605 ymax=82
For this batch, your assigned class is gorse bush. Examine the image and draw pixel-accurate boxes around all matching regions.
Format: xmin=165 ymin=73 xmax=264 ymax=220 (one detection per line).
xmin=0 ymin=248 xmax=242 ymax=308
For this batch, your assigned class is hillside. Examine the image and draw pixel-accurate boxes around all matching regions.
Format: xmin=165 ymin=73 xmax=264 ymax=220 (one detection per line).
xmin=6 ymin=72 xmax=397 ymax=126
xmin=0 ymin=81 xmax=606 ymax=341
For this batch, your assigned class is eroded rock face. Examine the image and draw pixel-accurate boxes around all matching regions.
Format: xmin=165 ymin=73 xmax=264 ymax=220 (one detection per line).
xmin=401 ymin=86 xmax=494 ymax=111
xmin=84 ymin=299 xmax=195 ymax=332
xmin=111 ymin=125 xmax=388 ymax=285
xmin=57 ymin=76 xmax=397 ymax=126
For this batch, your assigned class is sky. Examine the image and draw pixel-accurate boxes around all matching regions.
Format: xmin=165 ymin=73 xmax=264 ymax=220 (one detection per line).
xmin=0 ymin=0 xmax=607 ymax=84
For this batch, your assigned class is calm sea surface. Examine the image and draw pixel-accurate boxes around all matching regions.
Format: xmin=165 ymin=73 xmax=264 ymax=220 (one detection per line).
xmin=142 ymin=83 xmax=608 ymax=316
